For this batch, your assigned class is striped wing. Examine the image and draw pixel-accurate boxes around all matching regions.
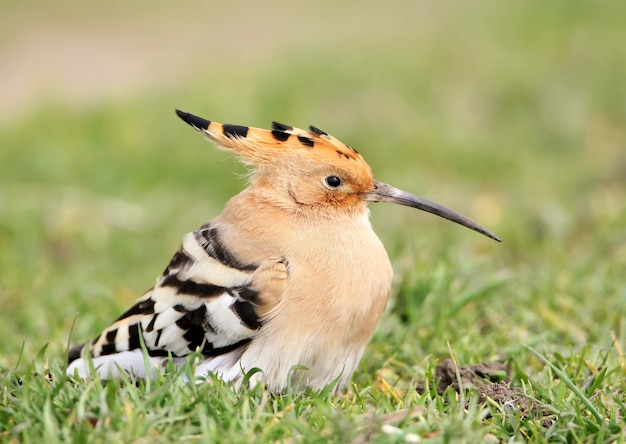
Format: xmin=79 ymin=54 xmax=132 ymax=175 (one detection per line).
xmin=67 ymin=223 xmax=287 ymax=378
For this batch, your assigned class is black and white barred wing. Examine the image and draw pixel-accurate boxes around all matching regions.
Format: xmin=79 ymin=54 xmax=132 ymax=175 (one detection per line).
xmin=67 ymin=224 xmax=288 ymax=379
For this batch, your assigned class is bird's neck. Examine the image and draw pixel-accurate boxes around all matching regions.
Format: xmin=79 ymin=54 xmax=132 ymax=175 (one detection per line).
xmin=212 ymin=185 xmax=372 ymax=261
xmin=220 ymin=185 xmax=370 ymax=230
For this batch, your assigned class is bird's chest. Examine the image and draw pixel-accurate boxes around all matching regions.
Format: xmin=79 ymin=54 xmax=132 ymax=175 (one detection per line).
xmin=278 ymin=224 xmax=393 ymax=341
xmin=217 ymin=216 xmax=393 ymax=337
xmin=221 ymin=216 xmax=393 ymax=390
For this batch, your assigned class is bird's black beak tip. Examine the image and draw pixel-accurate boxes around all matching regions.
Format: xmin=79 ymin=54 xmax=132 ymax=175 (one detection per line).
xmin=488 ymin=232 xmax=503 ymax=243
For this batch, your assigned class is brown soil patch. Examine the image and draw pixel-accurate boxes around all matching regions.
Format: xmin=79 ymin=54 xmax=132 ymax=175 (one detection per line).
xmin=417 ymin=359 xmax=538 ymax=418
xmin=427 ymin=359 xmax=509 ymax=394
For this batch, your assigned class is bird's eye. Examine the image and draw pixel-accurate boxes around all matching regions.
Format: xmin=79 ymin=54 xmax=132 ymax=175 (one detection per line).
xmin=325 ymin=175 xmax=342 ymax=188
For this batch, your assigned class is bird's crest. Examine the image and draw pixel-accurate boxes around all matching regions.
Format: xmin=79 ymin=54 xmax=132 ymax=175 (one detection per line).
xmin=175 ymin=110 xmax=372 ymax=181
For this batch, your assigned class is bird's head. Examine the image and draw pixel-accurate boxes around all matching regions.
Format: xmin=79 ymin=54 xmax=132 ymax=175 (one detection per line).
xmin=176 ymin=109 xmax=501 ymax=242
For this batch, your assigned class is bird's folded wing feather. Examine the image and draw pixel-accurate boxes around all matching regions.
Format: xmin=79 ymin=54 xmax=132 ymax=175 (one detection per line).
xmin=69 ymin=223 xmax=287 ymax=369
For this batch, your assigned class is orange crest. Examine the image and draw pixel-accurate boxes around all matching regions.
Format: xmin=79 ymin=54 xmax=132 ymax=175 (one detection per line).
xmin=175 ymin=110 xmax=374 ymax=190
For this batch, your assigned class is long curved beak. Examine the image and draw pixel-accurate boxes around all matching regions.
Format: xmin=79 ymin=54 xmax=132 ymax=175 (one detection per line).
xmin=365 ymin=180 xmax=501 ymax=242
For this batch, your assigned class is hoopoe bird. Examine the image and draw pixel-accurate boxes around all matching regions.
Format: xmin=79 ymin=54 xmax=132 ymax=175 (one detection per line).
xmin=67 ymin=109 xmax=501 ymax=392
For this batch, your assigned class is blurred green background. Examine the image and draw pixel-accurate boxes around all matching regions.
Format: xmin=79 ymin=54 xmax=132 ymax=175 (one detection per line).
xmin=1 ymin=0 xmax=625 ymax=372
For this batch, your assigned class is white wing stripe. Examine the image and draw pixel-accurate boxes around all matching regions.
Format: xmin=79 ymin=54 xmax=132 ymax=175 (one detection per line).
xmin=180 ymin=232 xmax=253 ymax=288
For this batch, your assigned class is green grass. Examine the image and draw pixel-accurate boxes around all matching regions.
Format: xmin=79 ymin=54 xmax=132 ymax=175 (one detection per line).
xmin=1 ymin=0 xmax=625 ymax=441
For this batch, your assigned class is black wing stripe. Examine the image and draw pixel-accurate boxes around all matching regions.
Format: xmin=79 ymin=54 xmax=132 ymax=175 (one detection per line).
xmin=128 ymin=323 xmax=141 ymax=350
xmin=183 ymin=325 xmax=206 ymax=351
xmin=115 ymin=297 xmax=156 ymax=321
xmin=68 ymin=344 xmax=85 ymax=364
xmin=195 ymin=226 xmax=257 ymax=271
xmin=231 ymin=300 xmax=261 ymax=330
xmin=174 ymin=310 xmax=196 ymax=330
xmin=105 ymin=328 xmax=118 ymax=343
xmin=146 ymin=314 xmax=157 ymax=332
xmin=201 ymin=338 xmax=252 ymax=357
xmin=171 ymin=304 xmax=216 ymax=352
xmin=161 ymin=274 xmax=226 ymax=298
xmin=100 ymin=343 xmax=118 ymax=356
xmin=154 ymin=328 xmax=163 ymax=347
xmin=235 ymin=287 xmax=260 ymax=303
xmin=161 ymin=248 xmax=193 ymax=276
xmin=147 ymin=348 xmax=172 ymax=357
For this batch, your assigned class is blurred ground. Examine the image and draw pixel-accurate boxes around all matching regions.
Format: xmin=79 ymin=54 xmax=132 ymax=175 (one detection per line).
xmin=1 ymin=1 xmax=446 ymax=122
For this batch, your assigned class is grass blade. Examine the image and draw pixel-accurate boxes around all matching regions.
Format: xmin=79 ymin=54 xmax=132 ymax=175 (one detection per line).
xmin=525 ymin=344 xmax=604 ymax=424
